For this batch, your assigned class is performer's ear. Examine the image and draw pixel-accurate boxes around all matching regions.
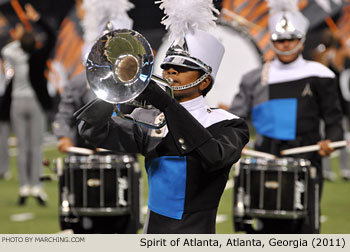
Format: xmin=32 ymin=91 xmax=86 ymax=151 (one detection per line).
xmin=199 ymin=76 xmax=211 ymax=92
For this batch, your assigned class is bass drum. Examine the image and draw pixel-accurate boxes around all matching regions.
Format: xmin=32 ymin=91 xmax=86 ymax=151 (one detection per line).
xmin=154 ymin=19 xmax=263 ymax=107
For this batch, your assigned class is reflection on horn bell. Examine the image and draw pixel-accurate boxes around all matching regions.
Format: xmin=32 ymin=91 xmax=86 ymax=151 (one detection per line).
xmin=115 ymin=54 xmax=139 ymax=82
xmin=86 ymin=29 xmax=173 ymax=129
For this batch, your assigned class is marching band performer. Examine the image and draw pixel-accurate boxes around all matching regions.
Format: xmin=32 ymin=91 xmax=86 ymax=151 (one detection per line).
xmin=1 ymin=4 xmax=55 ymax=206
xmin=228 ymin=0 xmax=344 ymax=233
xmin=74 ymin=0 xmax=249 ymax=233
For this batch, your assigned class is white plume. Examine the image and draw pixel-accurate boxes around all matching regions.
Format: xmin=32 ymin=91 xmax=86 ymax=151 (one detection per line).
xmin=82 ymin=0 xmax=134 ymax=47
xmin=266 ymin=0 xmax=300 ymax=15
xmin=155 ymin=0 xmax=219 ymax=41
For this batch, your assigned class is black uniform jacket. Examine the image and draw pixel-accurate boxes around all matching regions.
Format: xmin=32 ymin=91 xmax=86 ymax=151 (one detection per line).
xmin=75 ymin=83 xmax=249 ymax=233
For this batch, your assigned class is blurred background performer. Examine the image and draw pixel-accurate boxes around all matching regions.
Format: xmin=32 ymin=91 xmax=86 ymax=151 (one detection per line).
xmin=53 ymin=0 xmax=134 ymax=152
xmin=312 ymin=28 xmax=350 ymax=181
xmin=53 ymin=0 xmax=141 ymax=234
xmin=75 ymin=0 xmax=249 ymax=234
xmin=228 ymin=0 xmax=343 ymax=233
xmin=0 ymin=57 xmax=12 ymax=180
xmin=1 ymin=4 xmax=56 ymax=206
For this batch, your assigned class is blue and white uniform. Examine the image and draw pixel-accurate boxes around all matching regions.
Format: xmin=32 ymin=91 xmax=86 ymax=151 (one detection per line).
xmin=75 ymin=82 xmax=249 ymax=233
xmin=231 ymin=55 xmax=342 ymax=144
xmin=229 ymin=55 xmax=343 ymax=233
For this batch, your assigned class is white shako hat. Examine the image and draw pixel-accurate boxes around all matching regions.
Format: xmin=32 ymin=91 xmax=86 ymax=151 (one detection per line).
xmin=81 ymin=0 xmax=134 ymax=63
xmin=267 ymin=0 xmax=309 ymax=41
xmin=157 ymin=0 xmax=225 ymax=85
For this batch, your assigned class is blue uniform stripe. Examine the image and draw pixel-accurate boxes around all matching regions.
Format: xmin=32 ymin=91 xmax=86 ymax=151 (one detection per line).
xmin=252 ymin=98 xmax=297 ymax=140
xmin=145 ymin=156 xmax=187 ymax=219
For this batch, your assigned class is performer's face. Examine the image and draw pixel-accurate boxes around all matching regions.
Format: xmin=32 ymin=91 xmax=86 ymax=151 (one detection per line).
xmin=162 ymin=65 xmax=210 ymax=102
xmin=273 ymin=38 xmax=304 ymax=63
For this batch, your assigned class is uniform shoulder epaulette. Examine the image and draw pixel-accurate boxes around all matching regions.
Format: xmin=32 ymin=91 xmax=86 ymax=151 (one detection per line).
xmin=304 ymin=60 xmax=335 ymax=79
xmin=209 ymin=107 xmax=239 ymax=121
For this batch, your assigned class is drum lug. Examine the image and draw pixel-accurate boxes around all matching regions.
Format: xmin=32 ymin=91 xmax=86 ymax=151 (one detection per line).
xmin=309 ymin=167 xmax=317 ymax=179
xmin=61 ymin=187 xmax=71 ymax=213
xmin=55 ymin=158 xmax=64 ymax=176
xmin=235 ymin=187 xmax=245 ymax=217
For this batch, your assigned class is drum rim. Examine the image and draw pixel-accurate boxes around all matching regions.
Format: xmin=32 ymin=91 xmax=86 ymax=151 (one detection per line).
xmin=233 ymin=208 xmax=308 ymax=219
xmin=60 ymin=207 xmax=131 ymax=216
xmin=65 ymin=154 xmax=135 ymax=164
xmin=240 ymin=156 xmax=311 ymax=167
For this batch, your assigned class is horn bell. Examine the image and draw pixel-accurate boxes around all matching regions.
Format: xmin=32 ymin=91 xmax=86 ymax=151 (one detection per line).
xmin=86 ymin=29 xmax=154 ymax=104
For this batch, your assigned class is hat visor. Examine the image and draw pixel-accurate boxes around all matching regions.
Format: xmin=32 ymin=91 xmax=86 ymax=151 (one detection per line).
xmin=271 ymin=32 xmax=303 ymax=41
xmin=160 ymin=55 xmax=206 ymax=71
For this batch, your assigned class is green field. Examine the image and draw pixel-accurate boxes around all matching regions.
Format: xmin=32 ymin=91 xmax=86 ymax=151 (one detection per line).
xmin=0 ymin=147 xmax=349 ymax=234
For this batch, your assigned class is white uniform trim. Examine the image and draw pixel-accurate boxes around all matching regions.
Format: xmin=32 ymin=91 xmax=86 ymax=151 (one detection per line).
xmin=180 ymin=96 xmax=238 ymax=127
xmin=268 ymin=56 xmax=335 ymax=85
xmin=163 ymin=96 xmax=239 ymax=136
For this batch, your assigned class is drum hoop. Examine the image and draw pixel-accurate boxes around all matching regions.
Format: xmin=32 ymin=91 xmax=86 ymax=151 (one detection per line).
xmin=241 ymin=165 xmax=308 ymax=173
xmin=66 ymin=165 xmax=129 ymax=169
xmin=241 ymin=209 xmax=308 ymax=219
xmin=65 ymin=154 xmax=135 ymax=165
xmin=241 ymin=157 xmax=311 ymax=168
xmin=61 ymin=207 xmax=130 ymax=216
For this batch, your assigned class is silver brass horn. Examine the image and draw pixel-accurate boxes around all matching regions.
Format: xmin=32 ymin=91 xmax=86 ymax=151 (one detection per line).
xmin=86 ymin=29 xmax=173 ymax=129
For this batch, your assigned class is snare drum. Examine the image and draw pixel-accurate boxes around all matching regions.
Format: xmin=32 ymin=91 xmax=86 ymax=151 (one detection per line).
xmin=234 ymin=157 xmax=311 ymax=220
xmin=58 ymin=154 xmax=137 ymax=216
